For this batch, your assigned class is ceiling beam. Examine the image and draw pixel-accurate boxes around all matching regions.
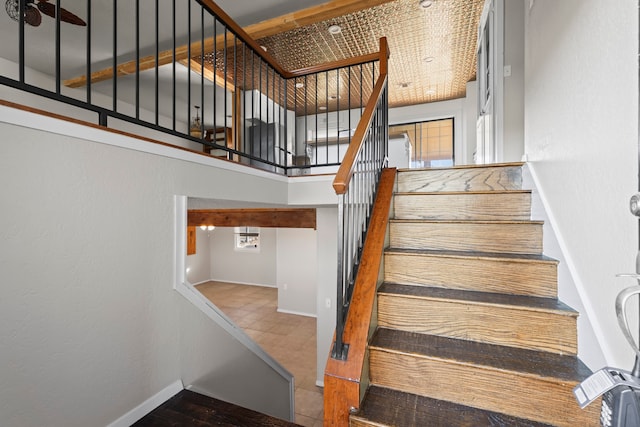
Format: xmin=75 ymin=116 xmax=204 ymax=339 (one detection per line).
xmin=63 ymin=0 xmax=394 ymax=88
xmin=188 ymin=208 xmax=317 ymax=229
xmin=178 ymin=59 xmax=236 ymax=92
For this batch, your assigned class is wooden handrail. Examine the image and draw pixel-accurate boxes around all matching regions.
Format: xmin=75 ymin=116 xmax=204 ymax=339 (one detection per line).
xmin=332 ymin=37 xmax=389 ymax=195
xmin=287 ymin=52 xmax=380 ymax=79
xmin=198 ymin=0 xmax=288 ymax=76
xmin=323 ymin=167 xmax=396 ymax=426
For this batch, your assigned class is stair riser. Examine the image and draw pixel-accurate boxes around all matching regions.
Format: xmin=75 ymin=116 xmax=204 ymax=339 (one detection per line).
xmin=394 ymin=192 xmax=531 ymax=221
xmin=384 ymin=253 xmax=557 ymax=297
xmin=377 ymin=295 xmax=577 ymax=354
xmin=369 ymin=349 xmax=599 ymax=427
xmin=390 ymin=222 xmax=543 ymax=254
xmin=397 ymin=165 xmax=523 ymax=193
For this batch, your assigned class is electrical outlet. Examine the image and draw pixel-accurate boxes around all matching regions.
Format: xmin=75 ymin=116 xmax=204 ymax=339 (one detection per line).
xmin=325 ymin=298 xmax=331 ymax=308
xmin=504 ymin=65 xmax=512 ymax=77
xmin=283 ymin=283 xmax=288 ymax=290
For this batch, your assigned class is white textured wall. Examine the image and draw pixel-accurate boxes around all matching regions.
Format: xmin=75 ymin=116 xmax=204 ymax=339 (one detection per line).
xmin=315 ymin=207 xmax=338 ymax=386
xmin=209 ymin=227 xmax=278 ymax=287
xmin=276 ymin=228 xmax=318 ymax=317
xmin=502 ymin=0 xmax=525 ymax=162
xmin=186 ymin=227 xmax=212 ymax=284
xmin=0 ymin=106 xmax=290 ymax=426
xmin=524 ymin=0 xmax=637 ymax=369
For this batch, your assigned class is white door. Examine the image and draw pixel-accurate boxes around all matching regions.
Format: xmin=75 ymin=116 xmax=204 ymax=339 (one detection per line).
xmin=476 ymin=0 xmax=503 ymax=164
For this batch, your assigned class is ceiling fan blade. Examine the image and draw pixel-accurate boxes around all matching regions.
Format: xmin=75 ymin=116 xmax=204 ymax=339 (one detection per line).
xmin=24 ymin=4 xmax=41 ymax=26
xmin=59 ymin=7 xmax=86 ymax=26
xmin=35 ymin=1 xmax=54 ymax=18
xmin=37 ymin=1 xmax=86 ymax=26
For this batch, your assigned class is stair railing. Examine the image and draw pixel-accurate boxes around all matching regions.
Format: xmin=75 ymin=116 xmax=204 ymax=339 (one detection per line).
xmin=0 ymin=0 xmax=382 ymax=175
xmin=331 ymin=37 xmax=389 ymax=360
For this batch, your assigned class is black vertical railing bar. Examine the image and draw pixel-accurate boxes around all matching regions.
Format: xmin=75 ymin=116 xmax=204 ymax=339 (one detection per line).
xmin=86 ymin=0 xmax=92 ymax=105
xmin=233 ymin=32 xmax=238 ymax=153
xmin=242 ymin=42 xmax=246 ymax=154
xmin=111 ymin=0 xmax=117 ymax=112
xmin=223 ymin=28 xmax=228 ymax=148
xmin=171 ymin=0 xmax=176 ymax=131
xmin=336 ymin=68 xmax=341 ymax=165
xmin=283 ymin=74 xmax=288 ymax=169
xmin=135 ymin=0 xmax=140 ymax=120
xmin=212 ymin=18 xmax=217 ymax=142
xmin=304 ymin=74 xmax=308 ymax=165
xmin=323 ymin=70 xmax=328 ymax=164
xmin=200 ymin=7 xmax=205 ymax=138
xmin=18 ymin=0 xmax=24 ymax=83
xmin=187 ymin=1 xmax=192 ymax=138
xmin=154 ymin=0 xmax=160 ymax=126
xmin=314 ymin=74 xmax=318 ymax=163
xmin=55 ymin=0 xmax=61 ymax=94
xmin=250 ymin=49 xmax=254 ymax=158
xmin=259 ymin=58 xmax=263 ymax=160
xmin=266 ymin=65 xmax=270 ymax=161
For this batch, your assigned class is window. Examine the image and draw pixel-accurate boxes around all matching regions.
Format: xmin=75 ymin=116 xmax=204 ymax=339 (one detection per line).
xmin=389 ymin=118 xmax=454 ymax=168
xmin=234 ymin=227 xmax=260 ymax=252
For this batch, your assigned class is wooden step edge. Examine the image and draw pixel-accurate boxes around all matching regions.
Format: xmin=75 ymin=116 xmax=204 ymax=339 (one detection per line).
xmin=385 ymin=247 xmax=559 ymax=264
xmin=395 ymin=189 xmax=532 ymax=196
xmin=369 ymin=329 xmax=591 ymax=383
xmin=389 ymin=218 xmax=544 ymax=225
xmin=351 ymin=386 xmax=554 ymax=427
xmin=377 ymin=283 xmax=578 ymax=317
xmin=396 ymin=162 xmax=525 ymax=173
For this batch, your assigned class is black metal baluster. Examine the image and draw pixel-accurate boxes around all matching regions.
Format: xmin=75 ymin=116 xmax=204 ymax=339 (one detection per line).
xmin=135 ymin=0 xmax=139 ymax=120
xmin=86 ymin=0 xmax=91 ymax=105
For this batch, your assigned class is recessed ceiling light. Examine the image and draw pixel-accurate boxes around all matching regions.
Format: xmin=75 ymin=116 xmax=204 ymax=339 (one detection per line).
xmin=295 ymin=82 xmax=304 ymax=88
xmin=420 ymin=0 xmax=433 ymax=8
xmin=425 ymin=89 xmax=436 ymax=95
xmin=319 ymin=106 xmax=327 ymax=111
xmin=328 ymin=24 xmax=342 ymax=35
xmin=423 ymin=56 xmax=435 ymax=63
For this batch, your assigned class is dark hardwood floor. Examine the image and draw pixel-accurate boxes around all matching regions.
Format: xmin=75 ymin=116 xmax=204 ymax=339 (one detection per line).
xmin=133 ymin=390 xmax=301 ymax=426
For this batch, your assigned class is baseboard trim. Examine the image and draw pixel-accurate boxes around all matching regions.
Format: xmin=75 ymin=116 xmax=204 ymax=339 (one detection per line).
xmin=315 ymin=379 xmax=324 ymax=388
xmin=208 ymin=279 xmax=277 ymax=288
xmin=277 ymin=308 xmax=317 ymax=318
xmin=106 ymin=379 xmax=183 ymax=427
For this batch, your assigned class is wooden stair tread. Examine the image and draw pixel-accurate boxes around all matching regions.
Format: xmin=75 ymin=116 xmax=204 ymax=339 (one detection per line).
xmin=352 ymin=386 xmax=553 ymax=427
xmin=132 ymin=390 xmax=299 ymax=427
xmin=370 ymin=328 xmax=591 ymax=382
xmin=397 ymin=162 xmax=525 ymax=173
xmin=390 ymin=218 xmax=544 ymax=225
xmin=386 ymin=247 xmax=558 ymax=263
xmin=378 ymin=282 xmax=577 ymax=315
xmin=395 ymin=189 xmax=531 ymax=196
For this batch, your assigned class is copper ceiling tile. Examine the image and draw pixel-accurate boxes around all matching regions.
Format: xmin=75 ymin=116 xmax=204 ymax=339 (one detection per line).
xmin=258 ymin=0 xmax=484 ymax=108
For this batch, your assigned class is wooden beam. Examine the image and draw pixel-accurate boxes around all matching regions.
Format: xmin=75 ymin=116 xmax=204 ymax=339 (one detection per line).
xmin=187 ymin=208 xmax=316 ymax=229
xmin=177 ymin=59 xmax=236 ymax=92
xmin=63 ymin=0 xmax=394 ymax=88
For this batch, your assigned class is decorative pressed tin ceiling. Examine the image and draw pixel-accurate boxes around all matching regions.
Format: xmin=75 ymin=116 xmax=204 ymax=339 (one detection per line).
xmin=258 ymin=0 xmax=484 ymax=108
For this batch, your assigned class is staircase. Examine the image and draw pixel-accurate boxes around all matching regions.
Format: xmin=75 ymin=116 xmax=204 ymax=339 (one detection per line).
xmin=350 ymin=163 xmax=599 ymax=427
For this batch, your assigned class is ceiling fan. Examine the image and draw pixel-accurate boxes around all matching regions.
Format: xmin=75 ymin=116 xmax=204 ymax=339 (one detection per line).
xmin=5 ymin=0 xmax=86 ymax=27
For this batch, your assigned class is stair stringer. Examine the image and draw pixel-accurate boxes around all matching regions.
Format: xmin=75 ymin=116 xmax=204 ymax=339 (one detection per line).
xmin=523 ymin=164 xmax=608 ymax=370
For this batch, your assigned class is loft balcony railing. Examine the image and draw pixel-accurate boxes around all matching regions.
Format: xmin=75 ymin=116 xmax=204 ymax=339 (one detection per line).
xmin=0 ymin=0 xmax=383 ymax=175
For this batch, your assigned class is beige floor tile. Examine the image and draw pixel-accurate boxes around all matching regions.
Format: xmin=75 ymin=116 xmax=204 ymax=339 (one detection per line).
xmin=196 ymin=281 xmax=324 ymax=426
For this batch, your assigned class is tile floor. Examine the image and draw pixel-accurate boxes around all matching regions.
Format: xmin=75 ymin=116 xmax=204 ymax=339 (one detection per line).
xmin=196 ymin=281 xmax=324 ymax=427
